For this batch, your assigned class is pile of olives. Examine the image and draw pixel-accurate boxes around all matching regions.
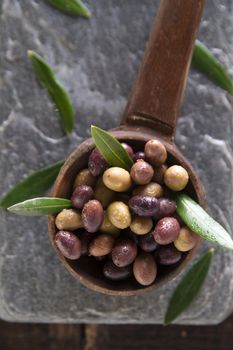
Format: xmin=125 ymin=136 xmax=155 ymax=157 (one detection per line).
xmin=54 ymin=139 xmax=198 ymax=286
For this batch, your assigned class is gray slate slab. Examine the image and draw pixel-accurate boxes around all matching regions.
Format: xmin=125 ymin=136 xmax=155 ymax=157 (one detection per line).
xmin=0 ymin=0 xmax=233 ymax=324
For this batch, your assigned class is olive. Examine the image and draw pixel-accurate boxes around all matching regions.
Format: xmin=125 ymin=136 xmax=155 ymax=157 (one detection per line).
xmin=78 ymin=230 xmax=93 ymax=256
xmin=153 ymin=217 xmax=180 ymax=245
xmin=130 ymin=160 xmax=154 ymax=185
xmin=144 ymin=139 xmax=167 ymax=166
xmin=174 ymin=227 xmax=198 ymax=252
xmin=94 ymin=177 xmax=115 ymax=208
xmin=121 ymin=143 xmax=134 ymax=158
xmin=73 ymin=168 xmax=96 ymax=188
xmin=103 ymin=167 xmax=132 ymax=192
xmin=100 ymin=212 xmax=120 ymax=237
xmin=88 ymin=148 xmax=109 ymax=176
xmin=107 ymin=201 xmax=132 ymax=229
xmin=103 ymin=260 xmax=132 ymax=281
xmin=133 ymin=151 xmax=146 ymax=161
xmin=55 ymin=209 xmax=83 ymax=231
xmin=155 ymin=198 xmax=177 ymax=219
xmin=152 ymin=164 xmax=168 ymax=184
xmin=82 ymin=200 xmax=104 ymax=233
xmin=156 ymin=244 xmax=182 ymax=265
xmin=128 ymin=195 xmax=159 ymax=216
xmin=138 ymin=233 xmax=159 ymax=252
xmin=71 ymin=185 xmax=94 ymax=209
xmin=112 ymin=237 xmax=137 ymax=267
xmin=55 ymin=231 xmax=82 ymax=260
xmin=130 ymin=216 xmax=153 ymax=235
xmin=133 ymin=252 xmax=157 ymax=286
xmin=164 ymin=165 xmax=189 ymax=191
xmin=89 ymin=234 xmax=115 ymax=257
xmin=133 ymin=182 xmax=163 ymax=198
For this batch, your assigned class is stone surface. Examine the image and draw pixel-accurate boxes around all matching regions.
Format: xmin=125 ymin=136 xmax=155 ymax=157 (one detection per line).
xmin=0 ymin=0 xmax=232 ymax=324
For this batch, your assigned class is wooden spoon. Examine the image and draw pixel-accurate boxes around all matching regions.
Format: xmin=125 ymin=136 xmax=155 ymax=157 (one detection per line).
xmin=48 ymin=0 xmax=205 ymax=295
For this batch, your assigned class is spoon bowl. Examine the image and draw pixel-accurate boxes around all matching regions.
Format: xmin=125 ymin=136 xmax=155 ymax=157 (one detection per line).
xmin=48 ymin=0 xmax=205 ymax=295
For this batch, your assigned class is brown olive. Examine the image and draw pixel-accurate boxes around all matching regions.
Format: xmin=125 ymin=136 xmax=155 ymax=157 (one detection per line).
xmin=89 ymin=234 xmax=115 ymax=257
xmin=82 ymin=200 xmax=104 ymax=233
xmin=112 ymin=237 xmax=137 ymax=267
xmin=153 ymin=217 xmax=180 ymax=245
xmin=71 ymin=185 xmax=94 ymax=209
xmin=156 ymin=244 xmax=182 ymax=265
xmin=55 ymin=209 xmax=83 ymax=231
xmin=174 ymin=227 xmax=198 ymax=252
xmin=130 ymin=216 xmax=153 ymax=235
xmin=107 ymin=201 xmax=132 ymax=229
xmin=144 ymin=139 xmax=167 ymax=166
xmin=133 ymin=182 xmax=163 ymax=198
xmin=103 ymin=167 xmax=132 ymax=192
xmin=130 ymin=160 xmax=154 ymax=185
xmin=55 ymin=231 xmax=82 ymax=260
xmin=164 ymin=165 xmax=189 ymax=191
xmin=73 ymin=168 xmax=96 ymax=188
xmin=94 ymin=177 xmax=115 ymax=208
xmin=152 ymin=164 xmax=168 ymax=184
xmin=103 ymin=261 xmax=133 ymax=281
xmin=133 ymin=252 xmax=157 ymax=286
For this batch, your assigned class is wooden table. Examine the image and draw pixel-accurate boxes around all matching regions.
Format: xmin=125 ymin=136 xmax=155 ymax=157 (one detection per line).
xmin=1 ymin=314 xmax=233 ymax=349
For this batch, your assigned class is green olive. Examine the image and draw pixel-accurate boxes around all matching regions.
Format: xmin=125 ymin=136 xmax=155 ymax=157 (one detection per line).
xmin=55 ymin=209 xmax=83 ymax=230
xmin=103 ymin=167 xmax=132 ymax=192
xmin=133 ymin=182 xmax=163 ymax=198
xmin=130 ymin=216 xmax=153 ymax=235
xmin=174 ymin=227 xmax=198 ymax=252
xmin=107 ymin=201 xmax=132 ymax=229
xmin=164 ymin=165 xmax=189 ymax=191
xmin=94 ymin=177 xmax=115 ymax=208
xmin=100 ymin=212 xmax=121 ymax=237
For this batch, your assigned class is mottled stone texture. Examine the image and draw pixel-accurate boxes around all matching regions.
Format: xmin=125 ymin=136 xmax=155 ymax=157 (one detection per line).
xmin=0 ymin=0 xmax=232 ymax=324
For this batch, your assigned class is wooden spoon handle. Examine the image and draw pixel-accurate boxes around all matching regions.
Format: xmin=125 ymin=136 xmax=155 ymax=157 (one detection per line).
xmin=121 ymin=0 xmax=205 ymax=142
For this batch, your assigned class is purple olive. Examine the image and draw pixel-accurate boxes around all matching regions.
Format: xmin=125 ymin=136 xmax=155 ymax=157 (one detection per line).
xmin=153 ymin=217 xmax=180 ymax=245
xmin=128 ymin=195 xmax=159 ymax=216
xmin=82 ymin=200 xmax=104 ymax=233
xmin=138 ymin=233 xmax=159 ymax=252
xmin=112 ymin=237 xmax=137 ymax=267
xmin=133 ymin=151 xmax=146 ymax=161
xmin=121 ymin=143 xmax=134 ymax=158
xmin=88 ymin=148 xmax=109 ymax=176
xmin=103 ymin=260 xmax=133 ymax=281
xmin=155 ymin=244 xmax=182 ymax=265
xmin=78 ymin=230 xmax=93 ymax=256
xmin=155 ymin=198 xmax=177 ymax=219
xmin=71 ymin=185 xmax=94 ymax=209
xmin=55 ymin=231 xmax=82 ymax=260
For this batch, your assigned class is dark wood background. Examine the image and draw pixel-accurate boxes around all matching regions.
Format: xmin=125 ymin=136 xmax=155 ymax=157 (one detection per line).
xmin=0 ymin=313 xmax=233 ymax=349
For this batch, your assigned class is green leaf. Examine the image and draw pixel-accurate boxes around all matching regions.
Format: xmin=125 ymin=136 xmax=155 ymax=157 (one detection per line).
xmin=192 ymin=40 xmax=233 ymax=95
xmin=0 ymin=160 xmax=64 ymax=208
xmin=46 ymin=0 xmax=91 ymax=18
xmin=91 ymin=125 xmax=134 ymax=171
xmin=164 ymin=249 xmax=214 ymax=325
xmin=7 ymin=197 xmax=71 ymax=216
xmin=28 ymin=50 xmax=75 ymax=134
xmin=176 ymin=194 xmax=233 ymax=250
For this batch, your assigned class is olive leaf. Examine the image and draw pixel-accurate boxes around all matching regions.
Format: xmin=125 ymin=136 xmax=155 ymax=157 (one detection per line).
xmin=176 ymin=194 xmax=233 ymax=250
xmin=7 ymin=198 xmax=71 ymax=216
xmin=192 ymin=40 xmax=233 ymax=95
xmin=28 ymin=50 xmax=75 ymax=134
xmin=91 ymin=125 xmax=134 ymax=171
xmin=164 ymin=249 xmax=214 ymax=325
xmin=0 ymin=160 xmax=64 ymax=208
xmin=46 ymin=0 xmax=91 ymax=18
